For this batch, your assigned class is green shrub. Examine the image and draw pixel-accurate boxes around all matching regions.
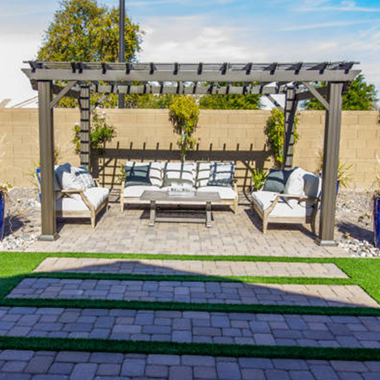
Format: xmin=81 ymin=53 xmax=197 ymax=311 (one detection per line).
xmin=252 ymin=168 xmax=268 ymax=191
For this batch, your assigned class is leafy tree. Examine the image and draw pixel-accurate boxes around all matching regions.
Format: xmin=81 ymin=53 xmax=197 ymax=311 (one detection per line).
xmin=37 ymin=0 xmax=142 ymax=108
xmin=199 ymin=94 xmax=261 ymax=110
xmin=304 ymin=74 xmax=378 ymax=111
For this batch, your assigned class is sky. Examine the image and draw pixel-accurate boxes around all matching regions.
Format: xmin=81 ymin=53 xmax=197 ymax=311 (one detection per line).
xmin=0 ymin=0 xmax=379 ymax=107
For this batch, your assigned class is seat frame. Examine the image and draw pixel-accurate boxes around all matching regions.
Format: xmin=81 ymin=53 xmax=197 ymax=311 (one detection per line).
xmin=251 ymin=193 xmax=320 ymax=234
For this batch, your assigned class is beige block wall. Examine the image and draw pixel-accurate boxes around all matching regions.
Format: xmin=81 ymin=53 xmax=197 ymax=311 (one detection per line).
xmin=0 ymin=108 xmax=378 ymax=190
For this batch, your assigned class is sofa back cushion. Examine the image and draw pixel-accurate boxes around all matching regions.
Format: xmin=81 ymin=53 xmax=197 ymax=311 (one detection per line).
xmin=207 ymin=162 xmax=236 ymax=187
xmin=126 ymin=161 xmax=163 ymax=187
xmin=124 ymin=164 xmax=152 ymax=187
xmin=196 ymin=162 xmax=211 ymax=188
xmin=163 ymin=162 xmax=196 ymax=187
xmin=263 ymin=168 xmax=295 ymax=193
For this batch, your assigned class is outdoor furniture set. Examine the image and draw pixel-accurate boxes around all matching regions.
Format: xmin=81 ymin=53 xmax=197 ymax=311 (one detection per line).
xmin=38 ymin=162 xmax=321 ymax=232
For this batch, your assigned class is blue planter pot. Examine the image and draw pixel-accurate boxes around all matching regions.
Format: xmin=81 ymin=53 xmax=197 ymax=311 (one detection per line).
xmin=0 ymin=191 xmax=5 ymax=241
xmin=373 ymin=196 xmax=380 ymax=249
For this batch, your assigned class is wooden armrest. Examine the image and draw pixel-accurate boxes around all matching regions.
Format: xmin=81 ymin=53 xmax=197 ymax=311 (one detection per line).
xmin=61 ymin=189 xmax=84 ymax=195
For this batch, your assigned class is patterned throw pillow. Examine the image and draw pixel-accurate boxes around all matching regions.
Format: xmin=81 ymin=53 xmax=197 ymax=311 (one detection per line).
xmin=163 ymin=162 xmax=196 ymax=187
xmin=207 ymin=162 xmax=236 ymax=187
xmin=263 ymin=168 xmax=295 ymax=193
xmin=55 ymin=164 xmax=95 ymax=191
xmin=126 ymin=161 xmax=163 ymax=187
xmin=196 ymin=162 xmax=211 ymax=188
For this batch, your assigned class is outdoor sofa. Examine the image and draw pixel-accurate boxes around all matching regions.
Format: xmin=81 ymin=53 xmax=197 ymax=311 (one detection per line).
xmin=36 ymin=163 xmax=109 ymax=228
xmin=120 ymin=161 xmax=238 ymax=213
xmin=251 ymin=167 xmax=321 ymax=233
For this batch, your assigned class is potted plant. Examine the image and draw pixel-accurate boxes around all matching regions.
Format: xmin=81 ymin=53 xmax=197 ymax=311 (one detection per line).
xmin=251 ymin=168 xmax=268 ymax=192
xmin=169 ymin=96 xmax=200 ymax=162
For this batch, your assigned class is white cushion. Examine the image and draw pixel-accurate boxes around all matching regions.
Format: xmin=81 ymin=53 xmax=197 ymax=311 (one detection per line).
xmin=163 ymin=162 xmax=196 ymax=187
xmin=208 ymin=162 xmax=236 ymax=186
xmin=55 ymin=164 xmax=95 ymax=191
xmin=126 ymin=161 xmax=163 ymax=187
xmin=252 ymin=191 xmax=313 ymax=218
xmin=56 ymin=197 xmax=89 ymax=212
xmin=283 ymin=168 xmax=306 ymax=208
xmin=124 ymin=185 xmax=161 ymax=198
xmin=197 ymin=185 xmax=236 ymax=200
xmin=196 ymin=162 xmax=211 ymax=188
xmin=69 ymin=187 xmax=109 ymax=210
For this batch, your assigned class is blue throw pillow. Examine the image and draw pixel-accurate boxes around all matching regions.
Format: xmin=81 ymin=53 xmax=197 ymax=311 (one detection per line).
xmin=124 ymin=165 xmax=152 ymax=187
xmin=207 ymin=162 xmax=236 ymax=187
xmin=263 ymin=168 xmax=296 ymax=193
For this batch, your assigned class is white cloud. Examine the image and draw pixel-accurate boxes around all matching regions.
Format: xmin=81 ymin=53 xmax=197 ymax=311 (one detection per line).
xmin=298 ymin=0 xmax=380 ymax=12
xmin=281 ymin=19 xmax=373 ymax=31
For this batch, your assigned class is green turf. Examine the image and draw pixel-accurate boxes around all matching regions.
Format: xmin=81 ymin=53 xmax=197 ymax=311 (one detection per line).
xmin=1 ymin=336 xmax=380 ymax=361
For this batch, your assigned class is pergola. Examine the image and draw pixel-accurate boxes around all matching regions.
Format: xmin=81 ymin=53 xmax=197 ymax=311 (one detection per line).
xmin=22 ymin=61 xmax=360 ymax=245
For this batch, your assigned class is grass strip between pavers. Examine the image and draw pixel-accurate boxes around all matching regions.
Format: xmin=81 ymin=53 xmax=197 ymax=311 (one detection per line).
xmin=0 ymin=336 xmax=380 ymax=361
xmin=3 ymin=296 xmax=380 ymax=316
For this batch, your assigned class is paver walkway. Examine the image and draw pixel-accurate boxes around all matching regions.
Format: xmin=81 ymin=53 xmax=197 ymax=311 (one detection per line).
xmin=1 ymin=350 xmax=380 ymax=380
xmin=34 ymin=258 xmax=348 ymax=278
xmin=1 ymin=306 xmax=380 ymax=348
xmin=8 ymin=278 xmax=379 ymax=308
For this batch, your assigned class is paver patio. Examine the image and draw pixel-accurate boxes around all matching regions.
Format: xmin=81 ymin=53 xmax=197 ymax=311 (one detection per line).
xmin=1 ymin=350 xmax=379 ymax=380
xmin=9 ymin=278 xmax=378 ymax=308
xmin=34 ymin=258 xmax=348 ymax=278
xmin=27 ymin=196 xmax=348 ymax=257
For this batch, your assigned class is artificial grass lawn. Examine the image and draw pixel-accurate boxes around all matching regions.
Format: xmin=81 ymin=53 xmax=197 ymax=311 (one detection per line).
xmin=1 ymin=336 xmax=380 ymax=361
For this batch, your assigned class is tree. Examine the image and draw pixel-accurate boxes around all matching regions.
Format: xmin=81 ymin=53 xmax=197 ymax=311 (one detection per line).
xmin=37 ymin=0 xmax=142 ymax=108
xmin=304 ymin=74 xmax=378 ymax=111
xmin=199 ymin=94 xmax=261 ymax=110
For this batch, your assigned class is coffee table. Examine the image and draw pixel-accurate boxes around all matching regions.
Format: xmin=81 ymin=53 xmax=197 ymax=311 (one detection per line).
xmin=140 ymin=190 xmax=221 ymax=228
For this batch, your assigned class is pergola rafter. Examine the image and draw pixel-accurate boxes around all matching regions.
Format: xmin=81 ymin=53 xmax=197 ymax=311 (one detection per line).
xmin=22 ymin=60 xmax=361 ymax=246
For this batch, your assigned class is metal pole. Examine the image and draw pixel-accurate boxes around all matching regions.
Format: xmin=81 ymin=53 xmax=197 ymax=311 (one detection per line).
xmin=118 ymin=0 xmax=125 ymax=109
xmin=37 ymin=80 xmax=58 ymax=241
xmin=316 ymin=82 xmax=344 ymax=246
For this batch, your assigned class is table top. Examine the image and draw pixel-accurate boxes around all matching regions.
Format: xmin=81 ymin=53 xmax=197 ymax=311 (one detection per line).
xmin=140 ymin=190 xmax=221 ymax=203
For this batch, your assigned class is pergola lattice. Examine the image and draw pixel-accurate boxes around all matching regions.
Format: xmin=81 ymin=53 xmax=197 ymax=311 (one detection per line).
xmin=22 ymin=60 xmax=361 ymax=245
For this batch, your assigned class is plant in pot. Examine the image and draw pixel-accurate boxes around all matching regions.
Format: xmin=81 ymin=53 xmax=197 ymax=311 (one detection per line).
xmin=373 ymin=156 xmax=380 ymax=249
xmin=0 ymin=182 xmax=12 ymax=241
xmin=168 ymin=96 xmax=200 ymax=162
xmin=251 ymin=168 xmax=268 ymax=192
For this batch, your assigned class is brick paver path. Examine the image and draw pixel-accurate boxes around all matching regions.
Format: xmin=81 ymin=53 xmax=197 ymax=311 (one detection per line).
xmin=1 ymin=306 xmax=380 ymax=348
xmin=0 ymin=350 xmax=379 ymax=380
xmin=34 ymin=258 xmax=348 ymax=278
xmin=27 ymin=195 xmax=348 ymax=257
xmin=8 ymin=278 xmax=378 ymax=308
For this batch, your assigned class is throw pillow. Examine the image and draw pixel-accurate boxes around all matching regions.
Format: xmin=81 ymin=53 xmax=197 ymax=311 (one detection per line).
xmin=263 ymin=168 xmax=295 ymax=193
xmin=207 ymin=162 xmax=236 ymax=187
xmin=163 ymin=162 xmax=196 ymax=187
xmin=283 ymin=167 xmax=306 ymax=208
xmin=124 ymin=165 xmax=152 ymax=187
xmin=125 ymin=161 xmax=163 ymax=187
xmin=71 ymin=166 xmax=96 ymax=189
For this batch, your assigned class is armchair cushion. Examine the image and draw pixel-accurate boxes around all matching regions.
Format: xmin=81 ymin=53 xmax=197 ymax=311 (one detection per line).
xmin=163 ymin=162 xmax=196 ymax=187
xmin=207 ymin=162 xmax=236 ymax=187
xmin=197 ymin=185 xmax=236 ymax=200
xmin=69 ymin=187 xmax=109 ymax=210
xmin=263 ymin=168 xmax=295 ymax=193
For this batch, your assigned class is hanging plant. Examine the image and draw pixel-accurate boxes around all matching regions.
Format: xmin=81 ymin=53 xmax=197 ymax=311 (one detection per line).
xmin=168 ymin=96 xmax=200 ymax=162
xmin=73 ymin=111 xmax=116 ymax=155
xmin=265 ymin=108 xmax=299 ymax=167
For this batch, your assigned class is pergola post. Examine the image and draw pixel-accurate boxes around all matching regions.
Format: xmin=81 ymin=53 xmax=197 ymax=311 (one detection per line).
xmin=38 ymin=80 xmax=58 ymax=241
xmin=79 ymin=85 xmax=91 ymax=170
xmin=317 ymin=82 xmax=344 ymax=246
xmin=283 ymin=86 xmax=297 ymax=169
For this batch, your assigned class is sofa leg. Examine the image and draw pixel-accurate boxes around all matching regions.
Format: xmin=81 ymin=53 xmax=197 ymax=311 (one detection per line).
xmin=233 ymin=198 xmax=238 ymax=214
xmin=91 ymin=215 xmax=96 ymax=228
xmin=262 ymin=218 xmax=268 ymax=234
xmin=120 ymin=202 xmax=124 ymax=212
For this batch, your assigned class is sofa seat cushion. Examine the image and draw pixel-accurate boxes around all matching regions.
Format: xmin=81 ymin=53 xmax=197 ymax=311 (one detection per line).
xmin=197 ymin=185 xmax=236 ymax=200
xmin=123 ymin=185 xmax=161 ymax=198
xmin=252 ymin=191 xmax=313 ymax=218
xmin=207 ymin=162 xmax=236 ymax=187
xmin=163 ymin=162 xmax=196 ymax=187
xmin=83 ymin=187 xmax=109 ymax=210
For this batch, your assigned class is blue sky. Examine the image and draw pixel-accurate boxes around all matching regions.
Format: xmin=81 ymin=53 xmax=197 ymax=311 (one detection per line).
xmin=0 ymin=0 xmax=379 ymax=106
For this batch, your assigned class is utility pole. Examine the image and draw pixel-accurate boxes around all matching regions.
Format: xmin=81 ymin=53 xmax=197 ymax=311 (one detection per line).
xmin=118 ymin=0 xmax=125 ymax=109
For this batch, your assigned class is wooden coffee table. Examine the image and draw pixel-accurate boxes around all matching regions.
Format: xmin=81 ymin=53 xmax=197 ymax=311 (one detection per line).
xmin=140 ymin=190 xmax=220 ymax=228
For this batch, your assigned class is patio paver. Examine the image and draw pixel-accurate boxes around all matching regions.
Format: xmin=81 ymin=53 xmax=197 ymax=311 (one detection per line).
xmin=33 ymin=258 xmax=348 ymax=278
xmin=1 ymin=306 xmax=380 ymax=348
xmin=7 ymin=278 xmax=378 ymax=308
xmin=0 ymin=350 xmax=379 ymax=380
